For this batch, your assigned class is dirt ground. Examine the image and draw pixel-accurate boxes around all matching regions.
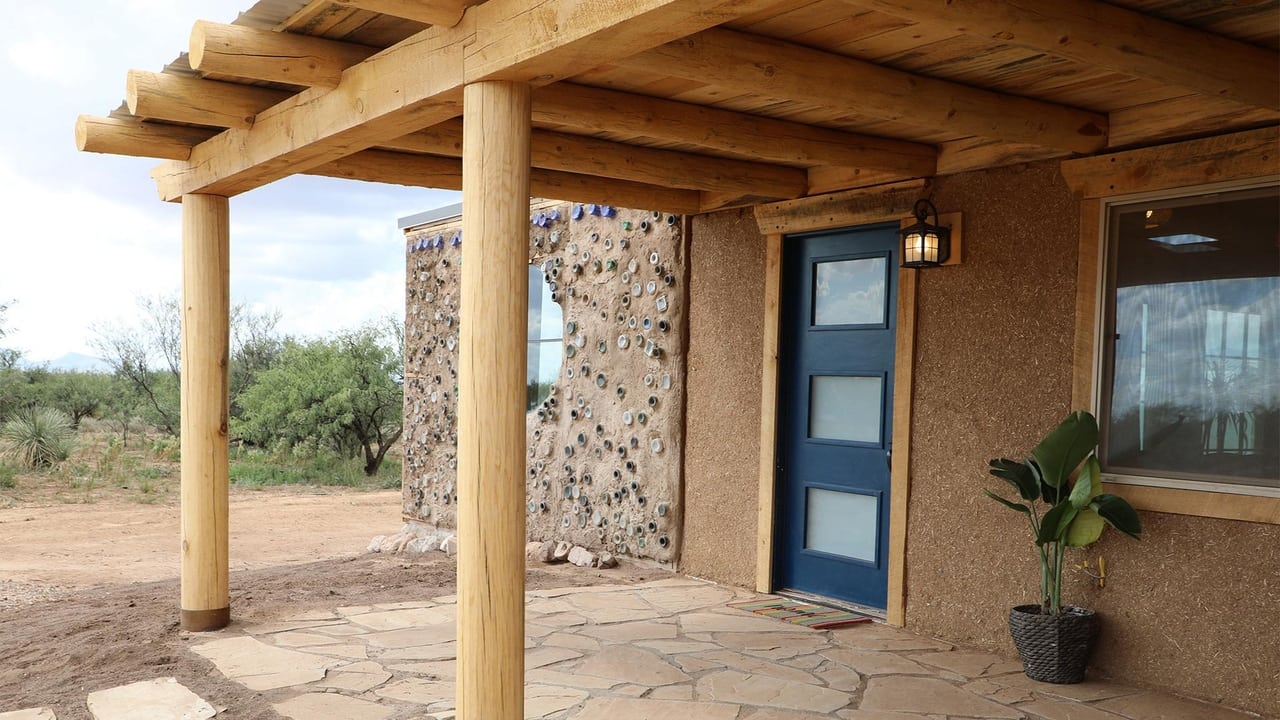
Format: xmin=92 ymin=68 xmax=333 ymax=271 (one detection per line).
xmin=0 ymin=490 xmax=660 ymax=719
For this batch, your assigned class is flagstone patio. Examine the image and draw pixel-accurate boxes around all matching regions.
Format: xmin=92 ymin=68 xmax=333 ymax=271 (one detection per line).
xmin=161 ymin=576 xmax=1252 ymax=720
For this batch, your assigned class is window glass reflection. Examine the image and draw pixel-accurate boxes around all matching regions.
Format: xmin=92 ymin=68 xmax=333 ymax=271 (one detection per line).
xmin=527 ymin=265 xmax=563 ymax=410
xmin=813 ymin=257 xmax=887 ymax=326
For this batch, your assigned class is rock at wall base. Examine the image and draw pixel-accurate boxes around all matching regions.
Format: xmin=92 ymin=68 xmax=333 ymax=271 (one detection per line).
xmin=366 ymin=535 xmax=387 ymax=553
xmin=553 ymin=541 xmax=573 ymax=562
xmin=595 ymin=552 xmax=617 ymax=569
xmin=567 ymin=546 xmax=595 ymax=568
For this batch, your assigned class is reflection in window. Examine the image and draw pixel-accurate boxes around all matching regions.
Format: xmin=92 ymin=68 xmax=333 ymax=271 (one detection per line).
xmin=1104 ymin=187 xmax=1279 ymax=488
xmin=527 ymin=265 xmax=563 ymax=410
xmin=813 ymin=257 xmax=887 ymax=325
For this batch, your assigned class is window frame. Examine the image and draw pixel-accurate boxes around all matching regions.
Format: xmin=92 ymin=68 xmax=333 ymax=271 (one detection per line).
xmin=1061 ymin=127 xmax=1280 ymax=525
xmin=1095 ymin=183 xmax=1280 ymax=499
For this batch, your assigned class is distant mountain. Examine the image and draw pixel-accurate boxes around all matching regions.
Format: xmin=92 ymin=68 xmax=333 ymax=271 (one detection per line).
xmin=42 ymin=352 xmax=112 ymax=373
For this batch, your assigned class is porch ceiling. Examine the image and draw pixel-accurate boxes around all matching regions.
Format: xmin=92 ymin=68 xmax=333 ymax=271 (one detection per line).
xmin=76 ymin=0 xmax=1280 ymax=212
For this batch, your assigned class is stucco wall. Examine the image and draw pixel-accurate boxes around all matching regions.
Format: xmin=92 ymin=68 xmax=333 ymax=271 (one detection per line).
xmin=681 ymin=207 xmax=766 ymax=588
xmin=910 ymin=162 xmax=1279 ymax=715
xmin=402 ymin=202 xmax=688 ymax=563
xmin=681 ymin=163 xmax=1279 ymax=714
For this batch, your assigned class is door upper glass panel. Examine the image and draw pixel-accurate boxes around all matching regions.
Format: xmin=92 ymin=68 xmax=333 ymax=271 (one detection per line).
xmin=813 ymin=256 xmax=888 ymax=326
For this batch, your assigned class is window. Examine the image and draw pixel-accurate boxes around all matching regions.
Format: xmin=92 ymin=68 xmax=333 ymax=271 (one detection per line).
xmin=1100 ymin=186 xmax=1279 ymax=493
xmin=527 ymin=265 xmax=563 ymax=410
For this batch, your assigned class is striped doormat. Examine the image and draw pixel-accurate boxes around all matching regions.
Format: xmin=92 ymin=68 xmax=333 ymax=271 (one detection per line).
xmin=729 ymin=598 xmax=874 ymax=629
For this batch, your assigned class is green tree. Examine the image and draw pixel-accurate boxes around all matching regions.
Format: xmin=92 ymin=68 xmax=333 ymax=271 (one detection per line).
xmin=0 ymin=299 xmax=20 ymax=371
xmin=39 ymin=371 xmax=118 ymax=427
xmin=235 ymin=324 xmax=403 ymax=476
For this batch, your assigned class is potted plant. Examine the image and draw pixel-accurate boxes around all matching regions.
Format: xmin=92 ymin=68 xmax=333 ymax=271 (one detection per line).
xmin=985 ymin=410 xmax=1142 ymax=684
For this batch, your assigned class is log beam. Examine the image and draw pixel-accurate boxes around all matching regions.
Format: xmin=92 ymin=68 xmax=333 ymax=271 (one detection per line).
xmin=839 ymin=0 xmax=1280 ymax=111
xmin=331 ymin=0 xmax=480 ymax=26
xmin=311 ymin=149 xmax=704 ymax=213
xmin=385 ymin=118 xmax=807 ymax=198
xmin=154 ymin=0 xmax=782 ymax=201
xmin=189 ymin=20 xmax=378 ymax=87
xmin=127 ymin=70 xmax=293 ymax=129
xmin=620 ymin=28 xmax=1108 ymax=153
xmin=179 ymin=193 xmax=231 ymax=633
xmin=456 ymin=79 xmax=530 ymax=720
xmin=532 ymin=83 xmax=937 ymax=175
xmin=75 ymin=115 xmax=218 ymax=160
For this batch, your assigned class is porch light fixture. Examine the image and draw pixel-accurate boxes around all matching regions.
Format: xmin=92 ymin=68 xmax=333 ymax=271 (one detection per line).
xmin=900 ymin=199 xmax=951 ymax=268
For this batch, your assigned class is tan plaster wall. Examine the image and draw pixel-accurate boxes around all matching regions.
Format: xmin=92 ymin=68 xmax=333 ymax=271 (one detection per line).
xmin=402 ymin=203 xmax=687 ymax=562
xmin=681 ymin=207 xmax=766 ymax=588
xmin=910 ymin=162 xmax=1279 ymax=715
xmin=680 ymin=163 xmax=1279 ymax=714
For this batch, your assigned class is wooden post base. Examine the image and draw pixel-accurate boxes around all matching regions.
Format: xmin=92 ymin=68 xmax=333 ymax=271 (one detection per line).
xmin=180 ymin=607 xmax=231 ymax=632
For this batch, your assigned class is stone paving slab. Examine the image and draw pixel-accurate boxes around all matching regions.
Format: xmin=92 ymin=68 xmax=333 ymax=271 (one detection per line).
xmin=0 ymin=710 xmax=56 ymax=720
xmin=167 ymin=575 xmax=1261 ymax=720
xmin=85 ymin=678 xmax=215 ymax=720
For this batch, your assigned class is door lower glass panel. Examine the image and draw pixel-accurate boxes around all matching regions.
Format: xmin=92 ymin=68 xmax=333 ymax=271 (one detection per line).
xmin=804 ymin=487 xmax=878 ymax=562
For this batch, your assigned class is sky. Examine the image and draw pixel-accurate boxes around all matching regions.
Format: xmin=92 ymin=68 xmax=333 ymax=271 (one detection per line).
xmin=0 ymin=0 xmax=460 ymax=364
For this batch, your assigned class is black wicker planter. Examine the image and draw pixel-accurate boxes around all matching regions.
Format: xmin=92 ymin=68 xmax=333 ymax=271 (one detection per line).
xmin=1008 ymin=604 xmax=1098 ymax=684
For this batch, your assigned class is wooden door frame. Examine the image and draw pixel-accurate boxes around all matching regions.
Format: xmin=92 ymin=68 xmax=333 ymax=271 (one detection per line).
xmin=752 ymin=182 xmax=925 ymax=626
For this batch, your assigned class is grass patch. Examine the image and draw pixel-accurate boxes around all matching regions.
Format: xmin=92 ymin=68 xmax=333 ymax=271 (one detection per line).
xmin=0 ymin=463 xmax=17 ymax=489
xmin=230 ymin=450 xmax=400 ymax=490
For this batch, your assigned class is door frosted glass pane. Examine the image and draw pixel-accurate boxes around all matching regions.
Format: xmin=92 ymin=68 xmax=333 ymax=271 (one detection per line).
xmin=805 ymin=488 xmax=877 ymax=561
xmin=814 ymin=257 xmax=887 ymax=325
xmin=810 ymin=375 xmax=882 ymax=443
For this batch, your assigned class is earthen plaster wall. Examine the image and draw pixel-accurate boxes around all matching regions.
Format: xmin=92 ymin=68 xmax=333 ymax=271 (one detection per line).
xmin=681 ymin=162 xmax=1279 ymax=714
xmin=402 ymin=202 xmax=687 ymax=563
xmin=681 ymin=207 xmax=767 ymax=588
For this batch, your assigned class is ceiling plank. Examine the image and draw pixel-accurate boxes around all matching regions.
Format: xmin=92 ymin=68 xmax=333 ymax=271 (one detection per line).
xmin=329 ymin=0 xmax=480 ymax=27
xmin=311 ymin=149 xmax=703 ymax=213
xmin=76 ymin=116 xmax=219 ymax=161
xmin=619 ymin=28 xmax=1108 ymax=153
xmin=189 ymin=20 xmax=379 ymax=88
xmin=384 ymin=118 xmax=808 ymax=197
xmin=838 ymin=0 xmax=1280 ymax=111
xmin=532 ymin=83 xmax=937 ymax=175
xmin=153 ymin=0 xmax=787 ymax=201
xmin=127 ymin=70 xmax=293 ymax=129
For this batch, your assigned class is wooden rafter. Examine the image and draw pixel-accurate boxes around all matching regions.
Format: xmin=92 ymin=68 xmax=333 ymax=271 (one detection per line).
xmin=76 ymin=116 xmax=219 ymax=161
xmin=619 ymin=28 xmax=1108 ymax=153
xmin=189 ymin=20 xmax=379 ymax=88
xmin=532 ymin=83 xmax=936 ymax=175
xmin=384 ymin=119 xmax=807 ymax=198
xmin=330 ymin=0 xmax=480 ymax=27
xmin=152 ymin=0 xmax=785 ymax=201
xmin=127 ymin=70 xmax=292 ymax=129
xmin=312 ymin=149 xmax=703 ymax=213
xmin=838 ymin=0 xmax=1280 ymax=111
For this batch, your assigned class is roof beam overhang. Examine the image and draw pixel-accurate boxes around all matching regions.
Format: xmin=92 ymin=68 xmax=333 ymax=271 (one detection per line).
xmin=619 ymin=28 xmax=1109 ymax=153
xmin=838 ymin=0 xmax=1280 ymax=111
xmin=531 ymin=83 xmax=937 ymax=176
xmin=189 ymin=21 xmax=379 ymax=88
xmin=313 ymin=149 xmax=704 ymax=213
xmin=152 ymin=0 xmax=786 ymax=201
xmin=76 ymin=116 xmax=219 ymax=160
xmin=329 ymin=0 xmax=480 ymax=27
xmin=385 ymin=119 xmax=807 ymax=198
xmin=126 ymin=70 xmax=293 ymax=129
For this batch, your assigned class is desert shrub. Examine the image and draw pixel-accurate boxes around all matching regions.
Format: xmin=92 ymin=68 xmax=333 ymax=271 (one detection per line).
xmin=1 ymin=406 xmax=77 ymax=468
xmin=0 ymin=462 xmax=17 ymax=489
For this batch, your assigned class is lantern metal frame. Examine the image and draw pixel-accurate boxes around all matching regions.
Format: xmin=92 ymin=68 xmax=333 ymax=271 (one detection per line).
xmin=900 ymin=199 xmax=951 ymax=268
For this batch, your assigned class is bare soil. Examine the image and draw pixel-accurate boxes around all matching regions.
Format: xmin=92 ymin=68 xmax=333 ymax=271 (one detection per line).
xmin=0 ymin=490 xmax=658 ymax=719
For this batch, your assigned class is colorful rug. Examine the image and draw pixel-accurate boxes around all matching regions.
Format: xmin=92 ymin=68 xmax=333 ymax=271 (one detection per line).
xmin=729 ymin=598 xmax=875 ymax=629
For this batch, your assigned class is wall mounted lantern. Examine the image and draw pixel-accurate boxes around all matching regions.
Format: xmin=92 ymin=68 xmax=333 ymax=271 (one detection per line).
xmin=900 ymin=199 xmax=951 ymax=268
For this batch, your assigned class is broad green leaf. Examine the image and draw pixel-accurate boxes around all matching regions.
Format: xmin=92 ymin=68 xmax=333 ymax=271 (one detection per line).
xmin=1065 ymin=507 xmax=1105 ymax=547
xmin=1036 ymin=502 xmax=1079 ymax=545
xmin=1068 ymin=455 xmax=1102 ymax=510
xmin=983 ymin=488 xmax=1031 ymax=515
xmin=988 ymin=458 xmax=1040 ymax=502
xmin=1093 ymin=494 xmax=1143 ymax=540
xmin=1032 ymin=412 xmax=1099 ymax=488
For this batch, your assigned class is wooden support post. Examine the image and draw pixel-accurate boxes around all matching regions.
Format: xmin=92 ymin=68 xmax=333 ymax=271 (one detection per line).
xmin=179 ymin=193 xmax=231 ymax=632
xmin=456 ymin=80 xmax=531 ymax=720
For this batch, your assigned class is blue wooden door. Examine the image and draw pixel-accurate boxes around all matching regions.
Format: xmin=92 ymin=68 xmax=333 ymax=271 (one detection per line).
xmin=774 ymin=224 xmax=898 ymax=610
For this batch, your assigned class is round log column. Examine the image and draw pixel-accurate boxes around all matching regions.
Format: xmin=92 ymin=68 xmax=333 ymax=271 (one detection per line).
xmin=179 ymin=193 xmax=231 ymax=632
xmin=456 ymin=80 xmax=532 ymax=720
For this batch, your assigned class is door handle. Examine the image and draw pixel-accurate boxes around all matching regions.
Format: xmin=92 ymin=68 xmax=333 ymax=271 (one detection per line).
xmin=885 ymin=447 xmax=892 ymax=471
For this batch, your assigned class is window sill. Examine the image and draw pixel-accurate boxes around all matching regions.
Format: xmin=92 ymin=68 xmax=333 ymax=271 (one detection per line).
xmin=1101 ymin=481 xmax=1280 ymax=525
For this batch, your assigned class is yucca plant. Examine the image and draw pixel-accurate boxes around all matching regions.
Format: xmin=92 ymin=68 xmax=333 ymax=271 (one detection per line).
xmin=1 ymin=406 xmax=78 ymax=469
xmin=986 ymin=411 xmax=1142 ymax=615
